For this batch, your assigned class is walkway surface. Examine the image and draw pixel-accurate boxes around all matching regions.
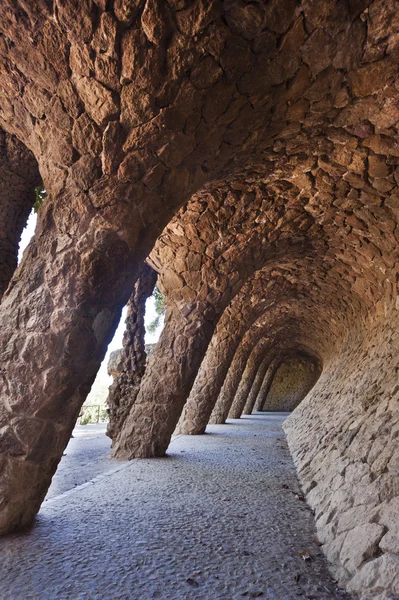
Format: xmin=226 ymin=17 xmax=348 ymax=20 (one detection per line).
xmin=0 ymin=414 xmax=349 ymax=600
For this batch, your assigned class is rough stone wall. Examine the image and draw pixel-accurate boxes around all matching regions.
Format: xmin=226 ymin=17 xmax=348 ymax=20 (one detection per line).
xmin=284 ymin=309 xmax=399 ymax=599
xmin=0 ymin=131 xmax=40 ymax=298
xmin=262 ymin=355 xmax=320 ymax=412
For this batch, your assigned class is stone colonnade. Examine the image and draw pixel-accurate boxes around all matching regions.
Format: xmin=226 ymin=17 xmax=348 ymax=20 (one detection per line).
xmin=1 ymin=1 xmax=399 ymax=598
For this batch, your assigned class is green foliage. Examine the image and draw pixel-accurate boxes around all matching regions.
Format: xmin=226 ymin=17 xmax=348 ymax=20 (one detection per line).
xmin=147 ymin=285 xmax=165 ymax=334
xmin=33 ymin=185 xmax=46 ymax=213
xmin=80 ymin=410 xmax=92 ymax=426
xmin=79 ymin=405 xmax=108 ymax=425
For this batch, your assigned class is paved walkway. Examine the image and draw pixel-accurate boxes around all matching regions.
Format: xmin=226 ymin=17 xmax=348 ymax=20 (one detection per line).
xmin=0 ymin=414 xmax=349 ymax=600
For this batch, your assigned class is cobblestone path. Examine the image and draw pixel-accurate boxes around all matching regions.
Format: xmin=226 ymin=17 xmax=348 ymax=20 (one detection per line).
xmin=0 ymin=414 xmax=349 ymax=600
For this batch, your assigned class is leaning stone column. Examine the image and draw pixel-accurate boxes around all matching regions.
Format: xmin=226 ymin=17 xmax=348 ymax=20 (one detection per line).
xmin=242 ymin=354 xmax=271 ymax=415
xmin=228 ymin=340 xmax=271 ymax=419
xmin=107 ymin=263 xmax=157 ymax=442
xmin=111 ymin=304 xmax=216 ymax=458
xmin=254 ymin=357 xmax=282 ymax=412
xmin=0 ymin=189 xmax=144 ymax=534
xmin=0 ymin=0 xmax=296 ymax=535
xmin=175 ymin=307 xmax=254 ymax=435
xmin=0 ymin=132 xmax=40 ymax=298
xmin=178 ymin=301 xmax=284 ymax=434
xmin=207 ymin=337 xmax=255 ymax=426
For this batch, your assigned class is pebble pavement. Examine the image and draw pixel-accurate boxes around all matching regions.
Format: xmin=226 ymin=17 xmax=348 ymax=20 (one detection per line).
xmin=0 ymin=413 xmax=350 ymax=600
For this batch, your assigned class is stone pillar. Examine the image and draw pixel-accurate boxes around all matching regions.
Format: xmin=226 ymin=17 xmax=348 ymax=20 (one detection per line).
xmin=228 ymin=340 xmax=271 ymax=419
xmin=254 ymin=358 xmax=282 ymax=412
xmin=0 ymin=132 xmax=40 ymax=298
xmin=242 ymin=354 xmax=271 ymax=415
xmin=208 ymin=338 xmax=255 ymax=426
xmin=174 ymin=311 xmax=253 ymax=435
xmin=180 ymin=309 xmax=283 ymax=433
xmin=111 ymin=305 xmax=216 ymax=458
xmin=0 ymin=187 xmax=148 ymax=534
xmin=106 ymin=263 xmax=157 ymax=441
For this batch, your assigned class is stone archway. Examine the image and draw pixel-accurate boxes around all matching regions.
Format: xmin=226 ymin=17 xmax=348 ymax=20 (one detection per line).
xmin=0 ymin=3 xmax=399 ymax=598
xmin=261 ymin=353 xmax=321 ymax=412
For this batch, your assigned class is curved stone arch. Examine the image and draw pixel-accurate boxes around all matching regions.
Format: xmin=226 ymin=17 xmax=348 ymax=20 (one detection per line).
xmin=113 ymin=249 xmax=350 ymax=457
xmin=0 ymin=13 xmax=399 ymax=593
xmin=261 ymin=352 xmax=321 ymax=412
xmin=110 ymin=177 xmax=320 ymax=443
xmin=179 ymin=250 xmax=364 ymax=436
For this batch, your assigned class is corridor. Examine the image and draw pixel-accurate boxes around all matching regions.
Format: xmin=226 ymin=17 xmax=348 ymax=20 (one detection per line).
xmin=0 ymin=415 xmax=347 ymax=600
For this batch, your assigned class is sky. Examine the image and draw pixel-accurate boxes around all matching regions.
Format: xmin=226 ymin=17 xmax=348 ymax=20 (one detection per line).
xmin=18 ymin=211 xmax=163 ymax=402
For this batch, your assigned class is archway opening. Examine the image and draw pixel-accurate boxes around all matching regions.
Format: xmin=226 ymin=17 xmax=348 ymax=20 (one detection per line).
xmin=261 ymin=354 xmax=321 ymax=413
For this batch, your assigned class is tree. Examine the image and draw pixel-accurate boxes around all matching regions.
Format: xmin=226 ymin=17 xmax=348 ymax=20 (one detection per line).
xmin=33 ymin=185 xmax=46 ymax=213
xmin=147 ymin=286 xmax=165 ymax=333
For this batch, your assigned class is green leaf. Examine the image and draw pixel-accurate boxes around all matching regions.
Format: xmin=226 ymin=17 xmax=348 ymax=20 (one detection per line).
xmin=146 ymin=285 xmax=165 ymax=334
xmin=33 ymin=185 xmax=46 ymax=213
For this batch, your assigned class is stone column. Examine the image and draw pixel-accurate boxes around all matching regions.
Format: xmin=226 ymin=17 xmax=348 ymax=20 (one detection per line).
xmin=106 ymin=263 xmax=157 ymax=441
xmin=0 ymin=187 xmax=145 ymax=534
xmin=111 ymin=304 xmax=216 ymax=458
xmin=228 ymin=340 xmax=271 ymax=419
xmin=174 ymin=308 xmax=254 ymax=435
xmin=242 ymin=354 xmax=271 ymax=415
xmin=179 ymin=303 xmax=285 ymax=434
xmin=0 ymin=132 xmax=40 ymax=298
xmin=254 ymin=358 xmax=282 ymax=412
xmin=208 ymin=338 xmax=255 ymax=426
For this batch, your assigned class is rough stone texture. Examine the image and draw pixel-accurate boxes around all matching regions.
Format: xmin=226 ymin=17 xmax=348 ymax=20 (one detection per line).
xmin=253 ymin=358 xmax=282 ymax=412
xmin=229 ymin=339 xmax=275 ymax=420
xmin=208 ymin=336 xmax=260 ymax=426
xmin=0 ymin=3 xmax=398 ymax=598
xmin=179 ymin=322 xmax=276 ymax=434
xmin=0 ymin=131 xmax=40 ymax=298
xmin=208 ymin=333 xmax=278 ymax=427
xmin=0 ymin=0 xmax=292 ymax=529
xmin=262 ymin=354 xmax=321 ymax=412
xmin=106 ymin=262 xmax=157 ymax=441
xmin=113 ymin=180 xmax=320 ymax=453
xmin=178 ymin=255 xmax=332 ymax=435
xmin=108 ymin=342 xmax=157 ymax=377
xmin=284 ymin=309 xmax=399 ymax=598
xmin=242 ymin=354 xmax=271 ymax=415
xmin=1 ymin=415 xmax=349 ymax=600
